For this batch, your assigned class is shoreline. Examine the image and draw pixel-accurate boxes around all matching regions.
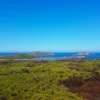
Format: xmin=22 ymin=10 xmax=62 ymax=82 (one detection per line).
xmin=0 ymin=58 xmax=99 ymax=62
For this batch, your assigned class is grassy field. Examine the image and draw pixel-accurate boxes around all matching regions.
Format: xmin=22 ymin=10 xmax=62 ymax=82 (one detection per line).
xmin=0 ymin=60 xmax=100 ymax=100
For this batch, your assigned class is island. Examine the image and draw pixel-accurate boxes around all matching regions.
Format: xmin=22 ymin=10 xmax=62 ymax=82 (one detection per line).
xmin=28 ymin=52 xmax=54 ymax=56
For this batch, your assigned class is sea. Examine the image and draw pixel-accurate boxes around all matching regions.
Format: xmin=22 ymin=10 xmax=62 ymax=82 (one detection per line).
xmin=0 ymin=52 xmax=100 ymax=60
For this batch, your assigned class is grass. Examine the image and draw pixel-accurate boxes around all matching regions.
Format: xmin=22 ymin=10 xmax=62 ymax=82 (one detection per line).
xmin=0 ymin=60 xmax=100 ymax=100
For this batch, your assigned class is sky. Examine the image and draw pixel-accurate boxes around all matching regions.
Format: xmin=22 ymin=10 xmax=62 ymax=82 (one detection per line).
xmin=0 ymin=0 xmax=100 ymax=52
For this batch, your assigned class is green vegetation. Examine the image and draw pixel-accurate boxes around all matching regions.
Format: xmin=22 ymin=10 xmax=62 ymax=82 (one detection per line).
xmin=0 ymin=53 xmax=34 ymax=59
xmin=0 ymin=60 xmax=100 ymax=100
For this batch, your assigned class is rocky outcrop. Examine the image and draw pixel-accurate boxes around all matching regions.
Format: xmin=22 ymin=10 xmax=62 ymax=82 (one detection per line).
xmin=78 ymin=52 xmax=93 ymax=55
xmin=28 ymin=52 xmax=54 ymax=56
xmin=64 ymin=56 xmax=86 ymax=60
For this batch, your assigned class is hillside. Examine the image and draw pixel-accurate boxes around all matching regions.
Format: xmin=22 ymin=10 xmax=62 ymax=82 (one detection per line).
xmin=0 ymin=60 xmax=100 ymax=100
xmin=0 ymin=53 xmax=35 ymax=59
xmin=0 ymin=52 xmax=54 ymax=60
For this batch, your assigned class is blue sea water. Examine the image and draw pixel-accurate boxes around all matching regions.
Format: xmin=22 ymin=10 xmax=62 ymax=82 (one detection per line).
xmin=36 ymin=52 xmax=100 ymax=60
xmin=36 ymin=52 xmax=77 ymax=60
xmin=0 ymin=53 xmax=20 ymax=56
xmin=0 ymin=52 xmax=100 ymax=60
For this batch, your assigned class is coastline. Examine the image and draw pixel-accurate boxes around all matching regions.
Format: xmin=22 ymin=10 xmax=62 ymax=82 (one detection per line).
xmin=0 ymin=52 xmax=100 ymax=60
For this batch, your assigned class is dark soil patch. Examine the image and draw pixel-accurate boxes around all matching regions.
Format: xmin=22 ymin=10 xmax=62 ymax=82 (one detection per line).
xmin=59 ymin=74 xmax=100 ymax=100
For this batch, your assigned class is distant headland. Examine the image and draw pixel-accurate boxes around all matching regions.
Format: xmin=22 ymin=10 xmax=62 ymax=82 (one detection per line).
xmin=28 ymin=52 xmax=54 ymax=56
xmin=0 ymin=51 xmax=99 ymax=61
xmin=0 ymin=52 xmax=54 ymax=61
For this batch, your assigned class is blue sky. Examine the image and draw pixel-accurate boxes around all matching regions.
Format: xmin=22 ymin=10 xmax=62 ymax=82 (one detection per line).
xmin=0 ymin=0 xmax=100 ymax=52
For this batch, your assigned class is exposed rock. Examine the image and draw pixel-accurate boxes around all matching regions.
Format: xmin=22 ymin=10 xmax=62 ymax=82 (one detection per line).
xmin=64 ymin=56 xmax=86 ymax=60
xmin=78 ymin=52 xmax=93 ymax=56
xmin=28 ymin=52 xmax=54 ymax=56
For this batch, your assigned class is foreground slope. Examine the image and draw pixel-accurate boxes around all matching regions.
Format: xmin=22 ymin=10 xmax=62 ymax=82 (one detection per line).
xmin=0 ymin=60 xmax=100 ymax=100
